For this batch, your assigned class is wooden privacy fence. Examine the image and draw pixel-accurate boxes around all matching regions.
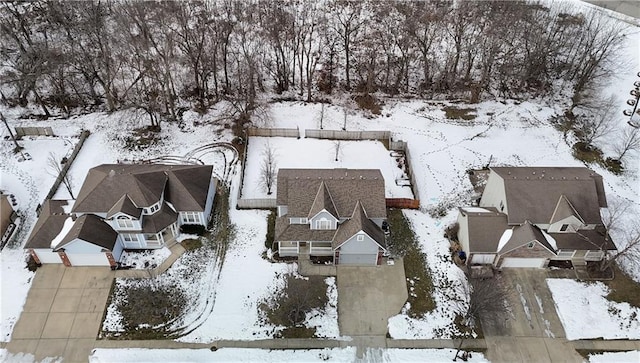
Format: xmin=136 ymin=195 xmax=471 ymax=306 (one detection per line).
xmin=386 ymin=198 xmax=420 ymax=209
xmin=305 ymin=129 xmax=390 ymax=141
xmin=15 ymin=126 xmax=54 ymax=137
xmin=236 ymin=198 xmax=276 ymax=209
xmin=246 ymin=127 xmax=299 ymax=138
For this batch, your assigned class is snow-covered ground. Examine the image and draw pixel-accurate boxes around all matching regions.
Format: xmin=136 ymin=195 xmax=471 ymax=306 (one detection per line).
xmin=588 ymin=350 xmax=640 ymax=363
xmin=118 ymin=248 xmax=172 ymax=270
xmin=547 ymin=279 xmax=640 ymax=340
xmin=87 ymin=347 xmax=489 ymax=363
xmin=241 ymin=136 xmax=413 ymax=199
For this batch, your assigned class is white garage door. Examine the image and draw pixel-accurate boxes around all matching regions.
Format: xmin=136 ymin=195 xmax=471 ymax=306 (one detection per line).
xmin=471 ymin=254 xmax=496 ymax=265
xmin=339 ymin=253 xmax=377 ymax=265
xmin=35 ymin=250 xmax=63 ymax=264
xmin=500 ymin=258 xmax=546 ymax=268
xmin=66 ymin=253 xmax=110 ymax=266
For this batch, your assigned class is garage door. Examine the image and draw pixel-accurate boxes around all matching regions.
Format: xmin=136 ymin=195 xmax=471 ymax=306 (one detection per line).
xmin=471 ymin=254 xmax=496 ymax=265
xmin=500 ymin=258 xmax=546 ymax=268
xmin=35 ymin=250 xmax=63 ymax=264
xmin=66 ymin=253 xmax=110 ymax=266
xmin=339 ymin=253 xmax=377 ymax=265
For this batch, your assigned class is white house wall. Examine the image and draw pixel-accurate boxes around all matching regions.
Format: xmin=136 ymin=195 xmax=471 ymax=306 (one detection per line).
xmin=370 ymin=217 xmax=385 ymax=228
xmin=112 ymin=239 xmax=124 ymax=261
xmin=548 ymin=215 xmax=584 ymax=233
xmin=34 ymin=249 xmax=63 ymax=264
xmin=456 ymin=212 xmax=470 ymax=253
xmin=61 ymin=239 xmax=108 ymax=254
xmin=203 ymin=178 xmax=217 ymax=224
xmin=66 ymin=253 xmax=110 ymax=266
xmin=479 ymin=171 xmax=508 ymax=214
xmin=277 ymin=205 xmax=288 ymax=217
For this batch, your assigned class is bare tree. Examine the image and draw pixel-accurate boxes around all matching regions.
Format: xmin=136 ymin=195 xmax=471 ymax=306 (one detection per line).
xmin=46 ymin=152 xmax=74 ymax=199
xmin=575 ymin=95 xmax=619 ymax=147
xmin=318 ymin=103 xmax=326 ymax=129
xmin=260 ymin=142 xmax=277 ymax=195
xmin=260 ymin=274 xmax=328 ymax=328
xmin=453 ymin=276 xmax=511 ymax=361
xmin=332 ymin=140 xmax=342 ymax=162
xmin=613 ymin=127 xmax=640 ymax=162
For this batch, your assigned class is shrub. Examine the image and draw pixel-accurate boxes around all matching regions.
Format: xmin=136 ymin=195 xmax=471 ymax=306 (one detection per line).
xmin=180 ymin=224 xmax=206 ymax=235
xmin=572 ymin=142 xmax=604 ymax=164
xmin=265 ymin=209 xmax=276 ymax=250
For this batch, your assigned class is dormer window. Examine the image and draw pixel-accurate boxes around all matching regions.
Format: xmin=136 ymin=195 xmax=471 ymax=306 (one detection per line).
xmin=116 ymin=216 xmax=134 ymax=228
xmin=315 ymin=219 xmax=331 ymax=230
xmin=560 ymin=224 xmax=569 ymax=232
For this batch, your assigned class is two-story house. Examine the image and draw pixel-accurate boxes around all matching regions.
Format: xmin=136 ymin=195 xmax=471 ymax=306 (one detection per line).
xmin=457 ymin=167 xmax=616 ymax=268
xmin=25 ymin=164 xmax=217 ymax=267
xmin=274 ymin=168 xmax=387 ymax=265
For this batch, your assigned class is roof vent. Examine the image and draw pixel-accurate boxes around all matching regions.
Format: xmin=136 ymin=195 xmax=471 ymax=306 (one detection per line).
xmin=562 ymin=177 xmax=566 ymax=180
xmin=532 ymin=171 xmax=536 ymax=175
xmin=108 ymin=169 xmax=116 ymax=178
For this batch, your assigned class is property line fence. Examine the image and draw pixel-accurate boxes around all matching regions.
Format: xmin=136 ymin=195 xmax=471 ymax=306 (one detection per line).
xmin=246 ymin=127 xmax=299 ymax=138
xmin=305 ymin=129 xmax=390 ymax=141
xmin=15 ymin=126 xmax=54 ymax=137
xmin=39 ymin=130 xmax=90 ymax=215
xmin=389 ymin=140 xmax=421 ymax=204
xmin=386 ymin=198 xmax=420 ymax=209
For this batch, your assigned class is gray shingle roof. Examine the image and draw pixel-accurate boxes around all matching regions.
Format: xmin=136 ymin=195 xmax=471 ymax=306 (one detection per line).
xmin=490 ymin=167 xmax=606 ymax=225
xmin=549 ymin=195 xmax=584 ymax=225
xmin=106 ymin=194 xmax=142 ymax=218
xmin=277 ymin=169 xmax=385 ymax=219
xmin=54 ymin=214 xmax=118 ymax=251
xmin=275 ymin=217 xmax=337 ymax=242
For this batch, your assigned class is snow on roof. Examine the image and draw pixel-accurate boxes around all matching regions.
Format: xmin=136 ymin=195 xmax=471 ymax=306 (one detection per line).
xmin=461 ymin=207 xmax=493 ymax=213
xmin=541 ymin=229 xmax=558 ymax=251
xmin=50 ymin=217 xmax=74 ymax=248
xmin=61 ymin=200 xmax=74 ymax=214
xmin=497 ymin=228 xmax=513 ymax=252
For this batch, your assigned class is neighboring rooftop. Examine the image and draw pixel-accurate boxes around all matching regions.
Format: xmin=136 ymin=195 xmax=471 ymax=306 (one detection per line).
xmin=25 ymin=200 xmax=70 ymax=249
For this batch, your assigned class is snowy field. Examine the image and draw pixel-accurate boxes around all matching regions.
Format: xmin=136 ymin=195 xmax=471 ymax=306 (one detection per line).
xmin=547 ymin=279 xmax=640 ymax=340
xmin=241 ymin=136 xmax=414 ymax=199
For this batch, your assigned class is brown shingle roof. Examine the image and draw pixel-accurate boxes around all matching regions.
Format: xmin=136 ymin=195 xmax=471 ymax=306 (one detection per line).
xmin=72 ymin=164 xmax=213 ymax=213
xmin=25 ymin=200 xmax=70 ymax=249
xmin=490 ymin=167 xmax=606 ymax=225
xmin=461 ymin=207 xmax=508 ymax=253
xmin=106 ymin=194 xmax=142 ymax=218
xmin=308 ymin=181 xmax=338 ymax=219
xmin=141 ymin=202 xmax=178 ymax=233
xmin=277 ymin=169 xmax=385 ymax=219
xmin=550 ymin=229 xmax=616 ymax=251
xmin=333 ymin=201 xmax=385 ymax=249
xmin=54 ymin=214 xmax=118 ymax=251
xmin=275 ymin=217 xmax=337 ymax=242
xmin=498 ymin=221 xmax=555 ymax=254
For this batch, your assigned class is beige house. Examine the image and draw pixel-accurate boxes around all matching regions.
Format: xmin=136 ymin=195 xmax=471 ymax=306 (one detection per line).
xmin=25 ymin=164 xmax=217 ymax=267
xmin=457 ymin=167 xmax=616 ymax=268
xmin=275 ymin=169 xmax=387 ymax=265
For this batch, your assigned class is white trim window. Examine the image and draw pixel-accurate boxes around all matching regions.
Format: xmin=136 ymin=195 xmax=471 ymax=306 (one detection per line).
xmin=357 ymin=234 xmax=364 ymax=241
xmin=146 ymin=203 xmax=160 ymax=214
xmin=144 ymin=233 xmax=162 ymax=246
xmin=116 ymin=216 xmax=134 ymax=229
xmin=182 ymin=212 xmax=202 ymax=224
xmin=315 ymin=219 xmax=331 ymax=230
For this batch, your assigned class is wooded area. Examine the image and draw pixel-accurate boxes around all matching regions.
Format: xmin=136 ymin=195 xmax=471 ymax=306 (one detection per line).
xmin=0 ymin=0 xmax=627 ymax=124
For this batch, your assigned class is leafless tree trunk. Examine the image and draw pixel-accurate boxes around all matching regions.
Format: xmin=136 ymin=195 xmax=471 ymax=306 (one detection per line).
xmin=575 ymin=94 xmax=618 ymax=147
xmin=260 ymin=142 xmax=277 ymax=195
xmin=333 ymin=140 xmax=342 ymax=162
xmin=47 ymin=152 xmax=74 ymax=199
xmin=613 ymin=127 xmax=640 ymax=162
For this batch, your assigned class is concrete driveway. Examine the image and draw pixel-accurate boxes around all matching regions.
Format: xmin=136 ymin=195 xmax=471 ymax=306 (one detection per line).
xmin=481 ymin=269 xmax=583 ymax=363
xmin=5 ymin=264 xmax=114 ymax=362
xmin=336 ymin=258 xmax=408 ymax=337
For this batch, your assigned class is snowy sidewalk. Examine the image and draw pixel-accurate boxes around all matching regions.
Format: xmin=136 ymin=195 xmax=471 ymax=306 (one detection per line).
xmin=114 ymin=243 xmax=186 ymax=279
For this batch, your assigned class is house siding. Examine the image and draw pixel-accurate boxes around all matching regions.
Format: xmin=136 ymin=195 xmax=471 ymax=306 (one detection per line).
xmin=480 ymin=172 xmax=508 ymax=214
xmin=457 ymin=213 xmax=470 ymax=253
xmin=277 ymin=205 xmax=288 ymax=217
xmin=203 ymin=177 xmax=217 ymax=224
xmin=310 ymin=210 xmax=338 ymax=230
xmin=338 ymin=232 xmax=380 ymax=254
xmin=61 ymin=239 xmax=110 ymax=254
xmin=548 ymin=215 xmax=583 ymax=233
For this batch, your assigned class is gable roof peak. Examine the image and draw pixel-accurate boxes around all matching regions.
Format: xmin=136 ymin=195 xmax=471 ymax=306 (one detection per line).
xmin=308 ymin=181 xmax=338 ymax=219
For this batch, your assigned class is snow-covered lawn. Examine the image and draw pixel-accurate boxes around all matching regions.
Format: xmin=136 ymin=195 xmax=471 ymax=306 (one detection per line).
xmin=118 ymin=248 xmax=172 ymax=270
xmin=588 ymin=350 xmax=640 ymax=363
xmin=241 ymin=136 xmax=414 ymax=199
xmin=547 ymin=279 xmax=640 ymax=340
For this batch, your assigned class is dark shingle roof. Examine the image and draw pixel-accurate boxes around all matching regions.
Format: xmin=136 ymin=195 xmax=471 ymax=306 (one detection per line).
xmin=549 ymin=195 xmax=584 ymax=225
xmin=141 ymin=202 xmax=178 ymax=233
xmin=333 ymin=201 xmax=385 ymax=249
xmin=25 ymin=200 xmax=71 ymax=249
xmin=54 ymin=214 xmax=118 ymax=251
xmin=461 ymin=207 xmax=508 ymax=253
xmin=72 ymin=164 xmax=214 ymax=213
xmin=277 ymin=169 xmax=385 ymax=219
xmin=275 ymin=217 xmax=337 ymax=242
xmin=490 ymin=167 xmax=606 ymax=225
xmin=498 ymin=221 xmax=555 ymax=254
xmin=106 ymin=194 xmax=142 ymax=218
xmin=550 ymin=229 xmax=616 ymax=251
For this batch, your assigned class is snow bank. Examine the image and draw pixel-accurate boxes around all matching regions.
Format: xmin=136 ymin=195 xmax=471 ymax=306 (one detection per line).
xmin=588 ymin=350 xmax=640 ymax=363
xmin=547 ymin=279 xmax=640 ymax=340
xmin=0 ymin=250 xmax=35 ymax=342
